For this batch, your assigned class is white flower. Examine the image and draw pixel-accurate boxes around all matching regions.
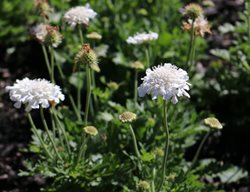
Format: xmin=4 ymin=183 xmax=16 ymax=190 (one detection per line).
xmin=138 ymin=63 xmax=190 ymax=104
xmin=64 ymin=4 xmax=97 ymax=27
xmin=30 ymin=23 xmax=47 ymax=43
xmin=6 ymin=78 xmax=65 ymax=112
xmin=126 ymin=32 xmax=158 ymax=45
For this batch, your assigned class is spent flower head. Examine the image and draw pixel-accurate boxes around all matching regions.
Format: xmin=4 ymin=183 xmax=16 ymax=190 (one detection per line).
xmin=183 ymin=16 xmax=211 ymax=37
xmin=127 ymin=32 xmax=158 ymax=45
xmin=183 ymin=3 xmax=203 ymax=20
xmin=44 ymin=26 xmax=63 ymax=48
xmin=30 ymin=23 xmax=47 ymax=43
xmin=6 ymin=78 xmax=65 ymax=112
xmin=119 ymin=112 xmax=137 ymax=123
xmin=64 ymin=5 xmax=97 ymax=27
xmin=204 ymin=117 xmax=223 ymax=129
xmin=75 ymin=44 xmax=99 ymax=72
xmin=35 ymin=0 xmax=52 ymax=19
xmin=84 ymin=126 xmax=98 ymax=136
xmin=138 ymin=63 xmax=190 ymax=104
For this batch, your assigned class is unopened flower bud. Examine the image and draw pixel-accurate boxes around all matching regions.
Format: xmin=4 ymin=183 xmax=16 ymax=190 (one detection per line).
xmin=107 ymin=81 xmax=119 ymax=91
xmin=75 ymin=44 xmax=100 ymax=72
xmin=131 ymin=61 xmax=145 ymax=70
xmin=35 ymin=0 xmax=52 ymax=19
xmin=204 ymin=117 xmax=223 ymax=129
xmin=137 ymin=180 xmax=150 ymax=190
xmin=86 ymin=32 xmax=102 ymax=40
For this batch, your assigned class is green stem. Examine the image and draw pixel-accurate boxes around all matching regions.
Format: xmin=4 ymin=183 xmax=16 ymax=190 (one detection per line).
xmin=191 ymin=132 xmax=210 ymax=168
xmin=134 ymin=70 xmax=138 ymax=103
xmin=91 ymin=70 xmax=98 ymax=109
xmin=157 ymin=100 xmax=169 ymax=192
xmin=52 ymin=109 xmax=71 ymax=155
xmin=49 ymin=46 xmax=55 ymax=83
xmin=151 ymin=168 xmax=156 ymax=192
xmin=76 ymin=133 xmax=89 ymax=164
xmin=42 ymin=45 xmax=52 ymax=78
xmin=27 ymin=113 xmax=53 ymax=159
xmin=145 ymin=46 xmax=150 ymax=68
xmin=78 ymin=25 xmax=84 ymax=44
xmin=128 ymin=124 xmax=140 ymax=159
xmin=247 ymin=2 xmax=250 ymax=43
xmin=40 ymin=108 xmax=62 ymax=160
xmin=186 ymin=20 xmax=195 ymax=69
xmin=69 ymin=94 xmax=82 ymax=121
xmin=77 ymin=66 xmax=82 ymax=118
xmin=84 ymin=66 xmax=92 ymax=126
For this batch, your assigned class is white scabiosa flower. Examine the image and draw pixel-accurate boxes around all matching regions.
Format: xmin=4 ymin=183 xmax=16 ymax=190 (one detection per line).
xmin=64 ymin=4 xmax=97 ymax=27
xmin=126 ymin=32 xmax=158 ymax=45
xmin=6 ymin=78 xmax=65 ymax=112
xmin=138 ymin=63 xmax=190 ymax=104
xmin=30 ymin=23 xmax=48 ymax=43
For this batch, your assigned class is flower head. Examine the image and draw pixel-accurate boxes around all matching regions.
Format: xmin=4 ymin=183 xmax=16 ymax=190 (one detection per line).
xmin=182 ymin=16 xmax=211 ymax=37
xmin=107 ymin=81 xmax=119 ymax=91
xmin=138 ymin=63 xmax=190 ymax=104
xmin=30 ymin=24 xmax=63 ymax=47
xmin=183 ymin=3 xmax=203 ymax=19
xmin=119 ymin=112 xmax=137 ymax=123
xmin=204 ymin=117 xmax=223 ymax=129
xmin=126 ymin=32 xmax=158 ymax=45
xmin=44 ymin=26 xmax=63 ymax=48
xmin=30 ymin=23 xmax=47 ymax=43
xmin=6 ymin=78 xmax=65 ymax=112
xmin=64 ymin=5 xmax=97 ymax=27
xmin=84 ymin=126 xmax=98 ymax=136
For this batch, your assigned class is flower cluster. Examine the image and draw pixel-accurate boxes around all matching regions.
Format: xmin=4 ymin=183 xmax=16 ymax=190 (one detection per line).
xmin=138 ymin=63 xmax=190 ymax=104
xmin=6 ymin=78 xmax=65 ymax=112
xmin=30 ymin=24 xmax=63 ymax=47
xmin=126 ymin=32 xmax=158 ymax=45
xmin=64 ymin=5 xmax=97 ymax=27
xmin=182 ymin=16 xmax=211 ymax=37
xmin=182 ymin=3 xmax=211 ymax=37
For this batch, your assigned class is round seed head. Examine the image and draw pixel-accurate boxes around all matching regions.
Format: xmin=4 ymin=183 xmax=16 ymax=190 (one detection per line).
xmin=84 ymin=126 xmax=98 ymax=136
xmin=44 ymin=26 xmax=63 ymax=48
xmin=119 ymin=112 xmax=137 ymax=123
xmin=75 ymin=44 xmax=100 ymax=72
xmin=184 ymin=3 xmax=203 ymax=19
xmin=137 ymin=180 xmax=150 ymax=190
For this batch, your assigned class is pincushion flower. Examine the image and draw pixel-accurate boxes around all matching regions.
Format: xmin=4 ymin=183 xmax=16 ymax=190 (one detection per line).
xmin=6 ymin=78 xmax=65 ymax=112
xmin=64 ymin=4 xmax=97 ymax=27
xmin=182 ymin=16 xmax=211 ymax=37
xmin=30 ymin=23 xmax=47 ymax=43
xmin=126 ymin=32 xmax=158 ymax=44
xmin=138 ymin=63 xmax=190 ymax=104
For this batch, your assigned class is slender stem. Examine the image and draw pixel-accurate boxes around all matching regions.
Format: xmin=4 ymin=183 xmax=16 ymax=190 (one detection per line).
xmin=151 ymin=168 xmax=156 ymax=192
xmin=128 ymin=124 xmax=140 ymax=159
xmin=91 ymin=70 xmax=98 ymax=109
xmin=27 ymin=113 xmax=53 ymax=159
xmin=49 ymin=46 xmax=55 ymax=83
xmin=145 ymin=46 xmax=150 ymax=68
xmin=157 ymin=100 xmax=169 ymax=192
xmin=134 ymin=70 xmax=138 ymax=103
xmin=77 ymin=66 xmax=82 ymax=117
xmin=78 ymin=25 xmax=84 ymax=44
xmin=84 ymin=66 xmax=92 ymax=126
xmin=40 ymin=108 xmax=62 ymax=160
xmin=186 ymin=20 xmax=195 ymax=69
xmin=190 ymin=132 xmax=210 ymax=168
xmin=69 ymin=94 xmax=82 ymax=121
xmin=52 ymin=109 xmax=71 ymax=155
xmin=42 ymin=45 xmax=52 ymax=77
xmin=247 ymin=1 xmax=250 ymax=43
xmin=76 ymin=133 xmax=89 ymax=164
